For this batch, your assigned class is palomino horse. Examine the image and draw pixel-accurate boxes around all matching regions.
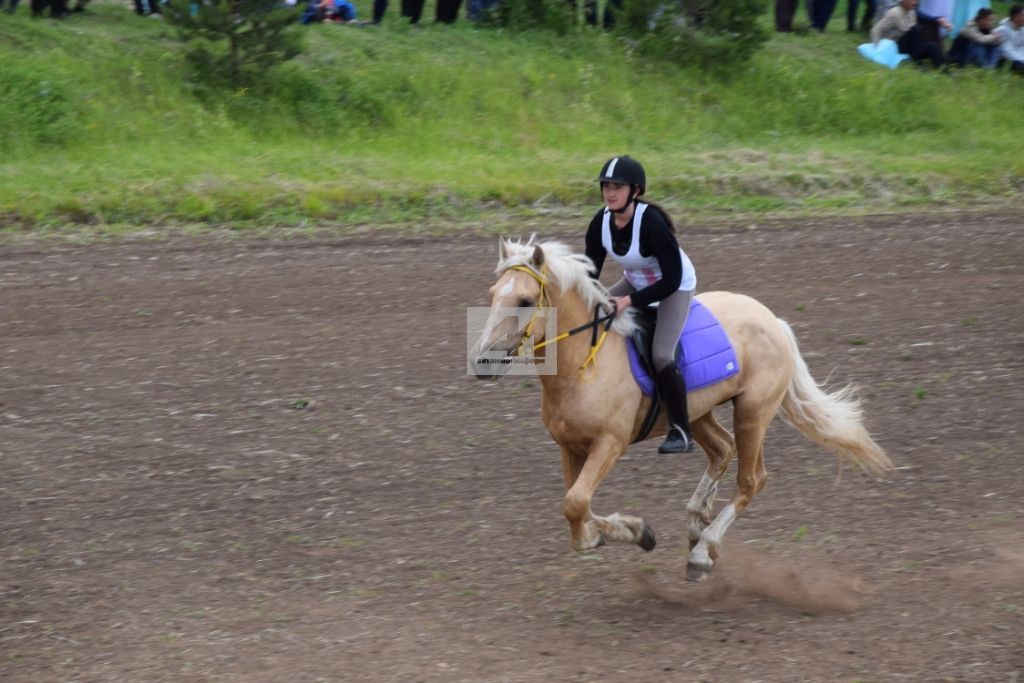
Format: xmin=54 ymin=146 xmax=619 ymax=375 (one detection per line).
xmin=471 ymin=238 xmax=892 ymax=580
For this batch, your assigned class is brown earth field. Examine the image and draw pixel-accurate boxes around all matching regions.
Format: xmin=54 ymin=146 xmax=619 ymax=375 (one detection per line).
xmin=1 ymin=212 xmax=1022 ymax=683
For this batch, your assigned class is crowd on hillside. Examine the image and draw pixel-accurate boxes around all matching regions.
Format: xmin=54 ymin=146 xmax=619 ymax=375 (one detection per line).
xmin=1 ymin=0 xmax=492 ymax=22
xmin=6 ymin=0 xmax=1023 ymax=74
xmin=778 ymin=0 xmax=1024 ymax=71
xmin=289 ymin=0 xmax=496 ymax=24
xmin=3 ymin=0 xmax=160 ymax=17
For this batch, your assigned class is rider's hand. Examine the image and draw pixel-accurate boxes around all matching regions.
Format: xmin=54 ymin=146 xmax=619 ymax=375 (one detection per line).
xmin=611 ymin=295 xmax=633 ymax=312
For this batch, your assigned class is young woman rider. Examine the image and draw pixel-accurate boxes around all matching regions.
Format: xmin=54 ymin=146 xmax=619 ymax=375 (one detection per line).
xmin=584 ymin=156 xmax=697 ymax=454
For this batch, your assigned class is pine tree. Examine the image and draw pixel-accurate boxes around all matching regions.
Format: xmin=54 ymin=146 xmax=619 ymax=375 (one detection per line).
xmin=164 ymin=0 xmax=303 ymax=87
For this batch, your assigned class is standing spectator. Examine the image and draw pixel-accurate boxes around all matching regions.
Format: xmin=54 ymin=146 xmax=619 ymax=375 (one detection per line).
xmin=871 ymin=0 xmax=951 ymax=67
xmin=847 ymin=0 xmax=876 ymax=32
xmin=372 ymin=0 xmax=424 ymax=24
xmin=467 ymin=0 xmax=495 ymax=20
xmin=949 ymin=7 xmax=1002 ymax=66
xmin=131 ymin=0 xmax=160 ymax=15
xmin=31 ymin=0 xmax=68 ymax=18
xmin=435 ymin=0 xmax=460 ymax=23
xmin=810 ymin=0 xmax=838 ymax=31
xmin=995 ymin=5 xmax=1024 ymax=73
xmin=775 ymin=0 xmax=800 ymax=31
xmin=918 ymin=0 xmax=953 ymax=42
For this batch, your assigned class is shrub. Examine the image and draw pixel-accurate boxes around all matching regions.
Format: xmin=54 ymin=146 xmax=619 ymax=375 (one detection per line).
xmin=482 ymin=0 xmax=574 ymax=34
xmin=616 ymin=0 xmax=771 ymax=75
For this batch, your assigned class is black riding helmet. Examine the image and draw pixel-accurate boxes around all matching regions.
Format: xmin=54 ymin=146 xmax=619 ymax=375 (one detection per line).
xmin=596 ymin=156 xmax=646 ymax=196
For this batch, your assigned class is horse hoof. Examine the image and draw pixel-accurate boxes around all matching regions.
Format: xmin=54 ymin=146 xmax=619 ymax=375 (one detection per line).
xmin=639 ymin=524 xmax=657 ymax=552
xmin=686 ymin=563 xmax=711 ymax=582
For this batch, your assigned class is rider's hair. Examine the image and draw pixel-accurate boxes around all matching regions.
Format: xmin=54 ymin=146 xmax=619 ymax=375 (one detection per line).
xmin=642 ymin=199 xmax=677 ymax=235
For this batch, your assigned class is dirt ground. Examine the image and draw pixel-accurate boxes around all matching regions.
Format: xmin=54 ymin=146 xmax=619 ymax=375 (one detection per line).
xmin=1 ymin=212 xmax=1022 ymax=683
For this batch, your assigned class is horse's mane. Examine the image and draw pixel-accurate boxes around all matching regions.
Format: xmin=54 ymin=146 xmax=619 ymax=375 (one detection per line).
xmin=496 ymin=236 xmax=637 ymax=336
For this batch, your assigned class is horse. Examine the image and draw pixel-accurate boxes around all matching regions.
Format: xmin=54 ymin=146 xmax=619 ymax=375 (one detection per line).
xmin=470 ymin=237 xmax=892 ymax=580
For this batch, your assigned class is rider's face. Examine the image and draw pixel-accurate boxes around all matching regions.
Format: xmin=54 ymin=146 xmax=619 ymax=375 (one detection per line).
xmin=601 ymin=182 xmax=631 ymax=211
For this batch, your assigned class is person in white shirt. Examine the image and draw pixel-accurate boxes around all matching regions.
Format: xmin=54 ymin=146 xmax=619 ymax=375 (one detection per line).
xmin=995 ymin=5 xmax=1024 ymax=73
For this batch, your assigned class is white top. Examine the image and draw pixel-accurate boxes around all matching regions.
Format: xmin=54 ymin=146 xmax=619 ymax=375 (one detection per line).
xmin=600 ymin=203 xmax=697 ymax=293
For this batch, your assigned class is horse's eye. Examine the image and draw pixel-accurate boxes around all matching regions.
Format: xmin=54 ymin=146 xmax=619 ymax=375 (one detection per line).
xmin=518 ymin=298 xmax=533 ymax=308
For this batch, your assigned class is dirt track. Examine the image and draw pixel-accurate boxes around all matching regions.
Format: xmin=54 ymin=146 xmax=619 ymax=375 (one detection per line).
xmin=1 ymin=213 xmax=1022 ymax=682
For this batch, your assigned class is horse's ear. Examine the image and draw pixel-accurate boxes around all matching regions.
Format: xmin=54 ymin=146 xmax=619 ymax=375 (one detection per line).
xmin=498 ymin=238 xmax=509 ymax=262
xmin=532 ymin=245 xmax=545 ymax=268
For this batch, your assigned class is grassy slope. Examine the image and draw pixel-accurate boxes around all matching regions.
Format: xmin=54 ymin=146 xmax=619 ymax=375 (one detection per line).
xmin=1 ymin=0 xmax=1022 ymax=232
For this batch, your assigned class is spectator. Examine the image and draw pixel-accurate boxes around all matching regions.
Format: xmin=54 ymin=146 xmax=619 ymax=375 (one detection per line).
xmin=131 ymin=0 xmax=161 ymax=15
xmin=810 ymin=0 xmax=839 ymax=31
xmin=31 ymin=0 xmax=68 ymax=17
xmin=372 ymin=0 xmax=424 ymax=24
xmin=951 ymin=0 xmax=990 ymax=35
xmin=467 ymin=0 xmax=495 ymax=20
xmin=302 ymin=0 xmax=358 ymax=23
xmin=995 ymin=4 xmax=1024 ymax=73
xmin=435 ymin=0 xmax=460 ymax=23
xmin=871 ymin=0 xmax=950 ymax=67
xmin=918 ymin=0 xmax=953 ymax=42
xmin=949 ymin=7 xmax=1002 ymax=66
xmin=325 ymin=0 xmax=358 ymax=22
xmin=775 ymin=0 xmax=801 ymax=31
xmin=847 ymin=0 xmax=876 ymax=32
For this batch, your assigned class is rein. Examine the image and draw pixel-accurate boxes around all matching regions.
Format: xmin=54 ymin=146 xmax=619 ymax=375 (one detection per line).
xmin=507 ymin=264 xmax=617 ymax=376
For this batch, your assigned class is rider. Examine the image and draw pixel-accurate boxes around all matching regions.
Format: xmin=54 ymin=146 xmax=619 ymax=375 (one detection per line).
xmin=584 ymin=156 xmax=697 ymax=454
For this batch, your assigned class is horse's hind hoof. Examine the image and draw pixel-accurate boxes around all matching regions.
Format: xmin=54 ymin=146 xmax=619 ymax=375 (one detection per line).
xmin=686 ymin=563 xmax=712 ymax=582
xmin=639 ymin=524 xmax=656 ymax=552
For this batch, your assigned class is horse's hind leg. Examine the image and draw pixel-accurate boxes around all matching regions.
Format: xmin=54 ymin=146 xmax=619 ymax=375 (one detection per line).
xmin=686 ymin=413 xmax=737 ymax=551
xmin=688 ymin=396 xmax=776 ymax=580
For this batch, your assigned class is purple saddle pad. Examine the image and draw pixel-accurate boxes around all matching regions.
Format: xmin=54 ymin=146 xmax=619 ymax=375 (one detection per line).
xmin=627 ymin=299 xmax=740 ymax=397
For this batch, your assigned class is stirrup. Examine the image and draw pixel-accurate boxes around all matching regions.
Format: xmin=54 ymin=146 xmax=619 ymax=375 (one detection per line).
xmin=658 ymin=425 xmax=695 ymax=454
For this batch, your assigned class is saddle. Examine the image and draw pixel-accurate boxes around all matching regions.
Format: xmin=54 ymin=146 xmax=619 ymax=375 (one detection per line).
xmin=629 ymin=305 xmax=665 ymax=444
xmin=625 ymin=299 xmax=742 ymax=443
xmin=629 ymin=305 xmax=661 ymax=381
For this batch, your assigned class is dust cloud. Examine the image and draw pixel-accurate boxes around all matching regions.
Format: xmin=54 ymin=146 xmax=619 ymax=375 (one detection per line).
xmin=634 ymin=545 xmax=867 ymax=615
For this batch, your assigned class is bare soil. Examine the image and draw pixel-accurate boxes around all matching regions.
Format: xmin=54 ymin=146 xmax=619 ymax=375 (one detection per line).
xmin=1 ymin=213 xmax=1022 ymax=682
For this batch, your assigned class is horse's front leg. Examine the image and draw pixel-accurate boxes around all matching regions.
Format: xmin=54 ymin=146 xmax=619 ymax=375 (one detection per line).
xmin=561 ymin=435 xmax=656 ymax=552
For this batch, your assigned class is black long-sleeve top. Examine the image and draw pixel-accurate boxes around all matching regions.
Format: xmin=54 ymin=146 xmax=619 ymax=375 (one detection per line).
xmin=583 ymin=205 xmax=683 ymax=308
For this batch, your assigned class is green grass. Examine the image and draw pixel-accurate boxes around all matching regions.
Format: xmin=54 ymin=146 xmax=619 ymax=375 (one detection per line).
xmin=1 ymin=0 xmax=1022 ymax=233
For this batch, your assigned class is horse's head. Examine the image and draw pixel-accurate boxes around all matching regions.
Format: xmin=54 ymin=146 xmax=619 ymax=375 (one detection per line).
xmin=469 ymin=239 xmax=550 ymax=380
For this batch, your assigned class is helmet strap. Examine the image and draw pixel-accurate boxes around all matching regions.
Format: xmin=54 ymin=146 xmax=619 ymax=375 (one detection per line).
xmin=611 ymin=188 xmax=637 ymax=215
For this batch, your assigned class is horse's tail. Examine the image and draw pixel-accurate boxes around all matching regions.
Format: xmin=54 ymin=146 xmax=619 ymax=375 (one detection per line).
xmin=776 ymin=319 xmax=893 ymax=476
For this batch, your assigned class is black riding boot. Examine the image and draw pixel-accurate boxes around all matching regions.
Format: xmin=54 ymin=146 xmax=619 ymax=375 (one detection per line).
xmin=655 ymin=364 xmax=695 ymax=454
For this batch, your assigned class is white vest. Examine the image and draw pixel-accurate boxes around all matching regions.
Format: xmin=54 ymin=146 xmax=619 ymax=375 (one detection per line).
xmin=601 ymin=203 xmax=696 ymax=292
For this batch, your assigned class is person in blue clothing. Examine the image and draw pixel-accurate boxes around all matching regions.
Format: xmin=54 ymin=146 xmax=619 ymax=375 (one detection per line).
xmin=584 ymin=156 xmax=698 ymax=454
xmin=949 ymin=7 xmax=1003 ymax=66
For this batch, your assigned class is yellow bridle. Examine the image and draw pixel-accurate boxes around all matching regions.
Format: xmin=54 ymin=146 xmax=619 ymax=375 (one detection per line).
xmin=505 ymin=264 xmax=615 ymax=376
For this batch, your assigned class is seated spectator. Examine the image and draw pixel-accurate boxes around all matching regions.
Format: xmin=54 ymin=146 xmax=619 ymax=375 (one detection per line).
xmin=871 ymin=0 xmax=951 ymax=67
xmin=995 ymin=5 xmax=1024 ymax=73
xmin=324 ymin=0 xmax=358 ymax=22
xmin=301 ymin=0 xmax=358 ymax=23
xmin=949 ymin=8 xmax=1002 ymax=67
